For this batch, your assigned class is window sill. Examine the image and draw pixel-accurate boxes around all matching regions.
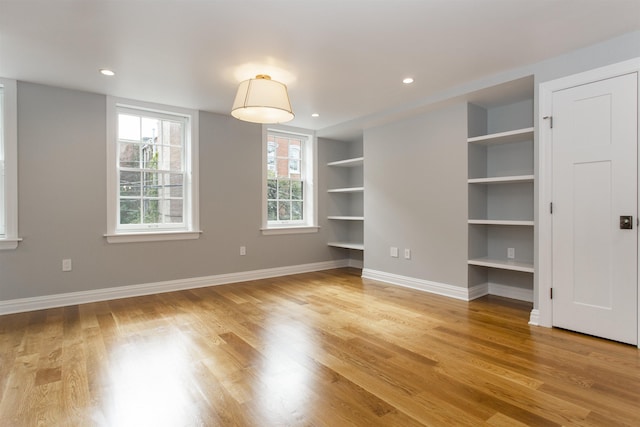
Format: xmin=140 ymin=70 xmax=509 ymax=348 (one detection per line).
xmin=0 ymin=238 xmax=22 ymax=250
xmin=104 ymin=230 xmax=203 ymax=243
xmin=261 ymin=226 xmax=319 ymax=236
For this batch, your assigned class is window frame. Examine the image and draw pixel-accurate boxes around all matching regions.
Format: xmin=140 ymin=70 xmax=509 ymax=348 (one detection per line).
xmin=0 ymin=78 xmax=20 ymax=250
xmin=105 ymin=97 xmax=200 ymax=243
xmin=261 ymin=126 xmax=318 ymax=235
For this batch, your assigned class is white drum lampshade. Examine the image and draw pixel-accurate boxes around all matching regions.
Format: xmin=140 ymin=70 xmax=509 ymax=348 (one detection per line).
xmin=231 ymin=75 xmax=294 ymax=124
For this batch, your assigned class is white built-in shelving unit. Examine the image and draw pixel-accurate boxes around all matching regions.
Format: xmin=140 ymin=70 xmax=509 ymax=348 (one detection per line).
xmin=327 ymin=155 xmax=364 ymax=251
xmin=327 ymin=157 xmax=363 ymax=168
xmin=327 ymin=242 xmax=365 ymax=251
xmin=328 ymin=216 xmax=365 ymax=221
xmin=467 ymin=79 xmax=535 ymax=300
xmin=327 ymin=187 xmax=364 ymax=193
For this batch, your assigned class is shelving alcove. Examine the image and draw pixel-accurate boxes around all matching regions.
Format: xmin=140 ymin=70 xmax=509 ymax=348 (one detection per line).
xmin=326 ymin=156 xmax=364 ymax=251
xmin=467 ymin=79 xmax=535 ymax=302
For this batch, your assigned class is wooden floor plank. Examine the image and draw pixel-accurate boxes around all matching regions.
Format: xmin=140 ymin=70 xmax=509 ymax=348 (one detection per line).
xmin=1 ymin=268 xmax=639 ymax=426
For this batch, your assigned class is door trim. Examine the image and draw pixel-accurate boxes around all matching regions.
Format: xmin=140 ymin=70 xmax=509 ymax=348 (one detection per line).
xmin=537 ymin=58 xmax=640 ymax=348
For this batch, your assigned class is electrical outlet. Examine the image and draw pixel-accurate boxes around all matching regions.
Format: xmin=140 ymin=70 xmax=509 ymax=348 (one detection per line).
xmin=62 ymin=259 xmax=72 ymax=272
xmin=507 ymin=248 xmax=515 ymax=259
xmin=390 ymin=247 xmax=399 ymax=258
xmin=404 ymin=248 xmax=411 ymax=259
xmin=240 ymin=246 xmax=246 ymax=256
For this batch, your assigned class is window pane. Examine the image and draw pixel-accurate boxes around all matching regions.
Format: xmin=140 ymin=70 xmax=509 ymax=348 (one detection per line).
xmin=168 ymin=173 xmax=183 ymax=197
xmin=267 ymin=179 xmax=277 ymax=199
xmin=278 ymin=179 xmax=290 ymax=199
xmin=169 ymin=146 xmax=183 ymax=170
xmin=278 ymin=201 xmax=290 ymax=220
xmin=144 ymin=199 xmax=160 ymax=223
xmin=142 ymin=145 xmax=159 ymax=170
xmin=119 ymin=143 xmax=141 ymax=168
xmin=267 ymin=141 xmax=277 ymax=156
xmin=291 ymin=180 xmax=302 ymax=200
xmin=292 ymin=201 xmax=303 ymax=220
xmin=289 ymin=144 xmax=300 ymax=159
xmin=268 ymin=201 xmax=277 ymax=221
xmin=277 ymin=158 xmax=289 ymax=178
xmin=143 ymin=172 xmax=161 ymax=197
xmin=119 ymin=114 xmax=140 ymax=141
xmin=0 ymin=205 xmax=4 ymax=238
xmin=156 ymin=145 xmax=168 ymax=170
xmin=0 ymin=160 xmax=5 ymax=236
xmin=289 ymin=159 xmax=300 ymax=176
xmin=164 ymin=120 xmax=183 ymax=146
xmin=120 ymin=171 xmax=141 ymax=196
xmin=120 ymin=199 xmax=140 ymax=224
xmin=141 ymin=117 xmax=159 ymax=142
xmin=164 ymin=199 xmax=183 ymax=223
xmin=150 ymin=145 xmax=182 ymax=171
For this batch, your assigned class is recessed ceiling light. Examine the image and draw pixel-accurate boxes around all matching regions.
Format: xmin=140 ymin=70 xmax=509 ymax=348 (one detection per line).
xmin=403 ymin=77 xmax=414 ymax=84
xmin=100 ymin=68 xmax=115 ymax=77
xmin=311 ymin=113 xmax=320 ymax=118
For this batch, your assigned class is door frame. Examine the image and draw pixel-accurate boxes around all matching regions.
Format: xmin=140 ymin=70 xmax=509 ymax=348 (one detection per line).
xmin=536 ymin=58 xmax=640 ymax=348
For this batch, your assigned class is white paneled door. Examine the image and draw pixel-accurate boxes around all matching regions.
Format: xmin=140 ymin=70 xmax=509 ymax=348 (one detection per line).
xmin=552 ymin=72 xmax=638 ymax=345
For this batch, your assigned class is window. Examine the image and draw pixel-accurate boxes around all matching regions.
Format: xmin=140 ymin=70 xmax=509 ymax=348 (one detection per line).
xmin=262 ymin=128 xmax=317 ymax=234
xmin=0 ymin=78 xmax=19 ymax=250
xmin=0 ymin=86 xmax=5 ymax=237
xmin=106 ymin=98 xmax=200 ymax=243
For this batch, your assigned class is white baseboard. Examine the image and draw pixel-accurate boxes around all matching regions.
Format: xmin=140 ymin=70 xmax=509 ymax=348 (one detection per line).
xmin=0 ymin=259 xmax=350 ymax=315
xmin=528 ymin=309 xmax=540 ymax=326
xmin=348 ymin=258 xmax=364 ymax=269
xmin=488 ymin=282 xmax=534 ymax=303
xmin=361 ymin=269 xmax=535 ymax=303
xmin=362 ymin=268 xmax=485 ymax=301
xmin=468 ymin=283 xmax=490 ymax=300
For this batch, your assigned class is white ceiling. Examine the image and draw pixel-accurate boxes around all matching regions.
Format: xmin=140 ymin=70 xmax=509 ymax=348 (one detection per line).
xmin=1 ymin=0 xmax=639 ymax=139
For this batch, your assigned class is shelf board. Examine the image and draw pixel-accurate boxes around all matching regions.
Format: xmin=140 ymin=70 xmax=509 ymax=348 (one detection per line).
xmin=467 ymin=127 xmax=534 ymax=145
xmin=468 ymin=219 xmax=534 ymax=226
xmin=328 ymin=242 xmax=364 ymax=250
xmin=468 ymin=175 xmax=534 ymax=184
xmin=327 ymin=157 xmax=364 ymax=167
xmin=468 ymin=257 xmax=534 ymax=273
xmin=327 ymin=187 xmax=364 ymax=193
xmin=327 ymin=216 xmax=364 ymax=221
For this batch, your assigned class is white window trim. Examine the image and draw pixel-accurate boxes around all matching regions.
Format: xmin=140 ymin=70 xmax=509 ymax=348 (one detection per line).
xmin=261 ymin=125 xmax=318 ymax=235
xmin=105 ymin=96 xmax=201 ymax=243
xmin=0 ymin=78 xmax=21 ymax=250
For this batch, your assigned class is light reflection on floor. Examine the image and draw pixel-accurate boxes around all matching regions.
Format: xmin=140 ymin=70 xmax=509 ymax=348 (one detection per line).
xmin=86 ymin=301 xmax=327 ymax=425
xmin=253 ymin=317 xmax=315 ymax=424
xmin=101 ymin=329 xmax=195 ymax=427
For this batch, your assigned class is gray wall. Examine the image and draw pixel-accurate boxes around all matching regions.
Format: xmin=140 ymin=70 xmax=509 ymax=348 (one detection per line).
xmin=2 ymin=31 xmax=638 ymax=305
xmin=363 ymin=31 xmax=639 ymax=303
xmin=363 ymin=103 xmax=468 ymax=288
xmin=0 ymin=82 xmax=342 ymax=301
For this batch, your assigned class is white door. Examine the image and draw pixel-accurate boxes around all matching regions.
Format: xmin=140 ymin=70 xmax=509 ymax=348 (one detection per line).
xmin=552 ymin=72 xmax=638 ymax=345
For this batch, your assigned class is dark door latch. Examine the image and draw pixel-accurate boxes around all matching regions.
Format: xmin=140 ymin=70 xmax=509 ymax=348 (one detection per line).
xmin=620 ymin=216 xmax=633 ymax=229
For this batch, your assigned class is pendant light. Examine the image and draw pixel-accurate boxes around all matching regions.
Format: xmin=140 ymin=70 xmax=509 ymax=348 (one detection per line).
xmin=231 ymin=74 xmax=294 ymax=124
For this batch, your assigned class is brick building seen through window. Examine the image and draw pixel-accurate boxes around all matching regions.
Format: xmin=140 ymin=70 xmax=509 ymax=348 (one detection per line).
xmin=267 ymin=133 xmax=304 ymax=222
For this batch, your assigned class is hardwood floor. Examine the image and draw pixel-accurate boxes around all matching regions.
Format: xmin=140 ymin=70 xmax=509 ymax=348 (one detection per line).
xmin=0 ymin=268 xmax=638 ymax=426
